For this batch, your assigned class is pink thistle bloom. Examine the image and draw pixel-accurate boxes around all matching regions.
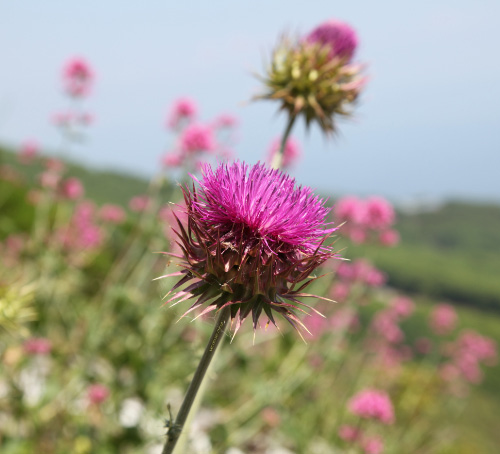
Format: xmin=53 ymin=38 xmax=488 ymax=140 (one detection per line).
xmin=267 ymin=136 xmax=301 ymax=169
xmin=62 ymin=57 xmax=94 ymax=98
xmin=379 ymin=229 xmax=400 ymax=247
xmin=349 ymin=226 xmax=367 ymax=244
xmin=179 ymin=123 xmax=216 ymax=154
xmin=167 ymin=97 xmax=198 ymax=129
xmin=99 ymin=204 xmax=126 ymax=224
xmin=164 ymin=161 xmax=338 ymax=335
xmin=338 ymin=424 xmax=362 ymax=442
xmin=348 ymin=389 xmax=395 ymax=424
xmin=60 ymin=177 xmax=84 ymax=200
xmin=363 ymin=437 xmax=384 ymax=454
xmin=363 ymin=197 xmax=395 ymax=230
xmin=87 ymin=384 xmax=109 ymax=405
xmin=129 ymin=195 xmax=151 ymax=213
xmin=18 ymin=140 xmax=39 ymax=164
xmin=430 ymin=303 xmax=457 ymax=335
xmin=306 ymin=19 xmax=358 ymax=61
xmin=23 ymin=337 xmax=52 ymax=355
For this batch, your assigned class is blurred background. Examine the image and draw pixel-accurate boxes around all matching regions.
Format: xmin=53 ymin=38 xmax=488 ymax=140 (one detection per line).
xmin=1 ymin=0 xmax=500 ymax=202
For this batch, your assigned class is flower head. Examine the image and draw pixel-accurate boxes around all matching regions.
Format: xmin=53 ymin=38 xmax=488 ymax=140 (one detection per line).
xmin=163 ymin=161 xmax=338 ymax=336
xmin=255 ymin=20 xmax=366 ymax=135
xmin=62 ymin=57 xmax=93 ymax=97
xmin=348 ymin=389 xmax=395 ymax=424
xmin=306 ymin=19 xmax=358 ymax=61
xmin=167 ymin=97 xmax=198 ymax=129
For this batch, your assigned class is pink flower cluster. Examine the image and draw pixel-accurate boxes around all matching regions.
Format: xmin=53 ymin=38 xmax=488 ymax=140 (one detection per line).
xmin=307 ymin=307 xmax=359 ymax=339
xmin=161 ymin=97 xmax=238 ymax=170
xmin=61 ymin=201 xmax=102 ymax=251
xmin=442 ymin=330 xmax=497 ymax=385
xmin=167 ymin=97 xmax=198 ymax=129
xmin=62 ymin=57 xmax=93 ymax=98
xmin=129 ymin=195 xmax=151 ymax=213
xmin=99 ymin=204 xmax=126 ymax=224
xmin=306 ymin=19 xmax=358 ymax=61
xmin=335 ymin=196 xmax=399 ymax=246
xmin=59 ymin=177 xmax=84 ymax=200
xmin=87 ymin=384 xmax=110 ymax=405
xmin=335 ymin=259 xmax=387 ymax=288
xmin=430 ymin=303 xmax=457 ymax=335
xmin=24 ymin=337 xmax=52 ymax=355
xmin=348 ymin=389 xmax=395 ymax=424
xmin=18 ymin=141 xmax=39 ymax=164
xmin=267 ymin=136 xmax=301 ymax=169
xmin=338 ymin=426 xmax=384 ymax=454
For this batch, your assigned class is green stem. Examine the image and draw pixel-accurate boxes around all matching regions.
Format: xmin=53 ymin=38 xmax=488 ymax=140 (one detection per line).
xmin=270 ymin=114 xmax=296 ymax=169
xmin=162 ymin=306 xmax=231 ymax=454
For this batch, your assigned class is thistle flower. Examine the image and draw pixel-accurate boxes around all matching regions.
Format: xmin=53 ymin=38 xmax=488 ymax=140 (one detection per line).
xmin=162 ymin=161 xmax=338 ymax=337
xmin=306 ymin=19 xmax=358 ymax=61
xmin=255 ymin=19 xmax=366 ymax=135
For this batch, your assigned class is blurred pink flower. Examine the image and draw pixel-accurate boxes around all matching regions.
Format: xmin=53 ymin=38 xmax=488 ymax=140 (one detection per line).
xmin=45 ymin=158 xmax=65 ymax=173
xmin=415 ymin=337 xmax=433 ymax=355
xmin=306 ymin=19 xmax=358 ymax=61
xmin=379 ymin=229 xmax=400 ymax=247
xmin=267 ymin=136 xmax=301 ymax=169
xmin=363 ymin=197 xmax=395 ymax=230
xmin=363 ymin=436 xmax=384 ymax=454
xmin=99 ymin=204 xmax=126 ymax=224
xmin=87 ymin=384 xmax=109 ymax=405
xmin=391 ymin=296 xmax=415 ymax=319
xmin=430 ymin=304 xmax=457 ymax=335
xmin=24 ymin=337 xmax=52 ymax=355
xmin=456 ymin=330 xmax=497 ymax=365
xmin=179 ymin=123 xmax=216 ymax=154
xmin=335 ymin=196 xmax=366 ymax=225
xmin=39 ymin=171 xmax=61 ymax=190
xmin=372 ymin=310 xmax=404 ymax=344
xmin=338 ymin=424 xmax=362 ymax=442
xmin=212 ymin=113 xmax=238 ymax=129
xmin=129 ymin=195 xmax=151 ymax=213
xmin=330 ymin=282 xmax=350 ymax=302
xmin=63 ymin=57 xmax=93 ymax=97
xmin=161 ymin=152 xmax=184 ymax=168
xmin=60 ymin=177 xmax=84 ymax=200
xmin=348 ymin=389 xmax=395 ymax=424
xmin=167 ymin=97 xmax=198 ymax=129
xmin=18 ymin=140 xmax=39 ymax=164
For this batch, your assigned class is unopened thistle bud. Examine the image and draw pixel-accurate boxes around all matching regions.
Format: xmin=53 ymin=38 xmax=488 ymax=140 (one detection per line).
xmin=255 ymin=20 xmax=366 ymax=135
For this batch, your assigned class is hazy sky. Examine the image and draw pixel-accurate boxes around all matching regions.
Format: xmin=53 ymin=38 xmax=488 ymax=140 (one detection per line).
xmin=1 ymin=1 xmax=499 ymax=203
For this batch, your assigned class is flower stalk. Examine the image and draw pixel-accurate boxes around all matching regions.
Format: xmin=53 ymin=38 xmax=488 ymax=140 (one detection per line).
xmin=270 ymin=114 xmax=296 ymax=170
xmin=162 ymin=306 xmax=231 ymax=454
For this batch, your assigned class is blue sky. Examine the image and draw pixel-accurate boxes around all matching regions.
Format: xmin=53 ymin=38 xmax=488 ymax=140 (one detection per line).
xmin=1 ymin=1 xmax=499 ymax=203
